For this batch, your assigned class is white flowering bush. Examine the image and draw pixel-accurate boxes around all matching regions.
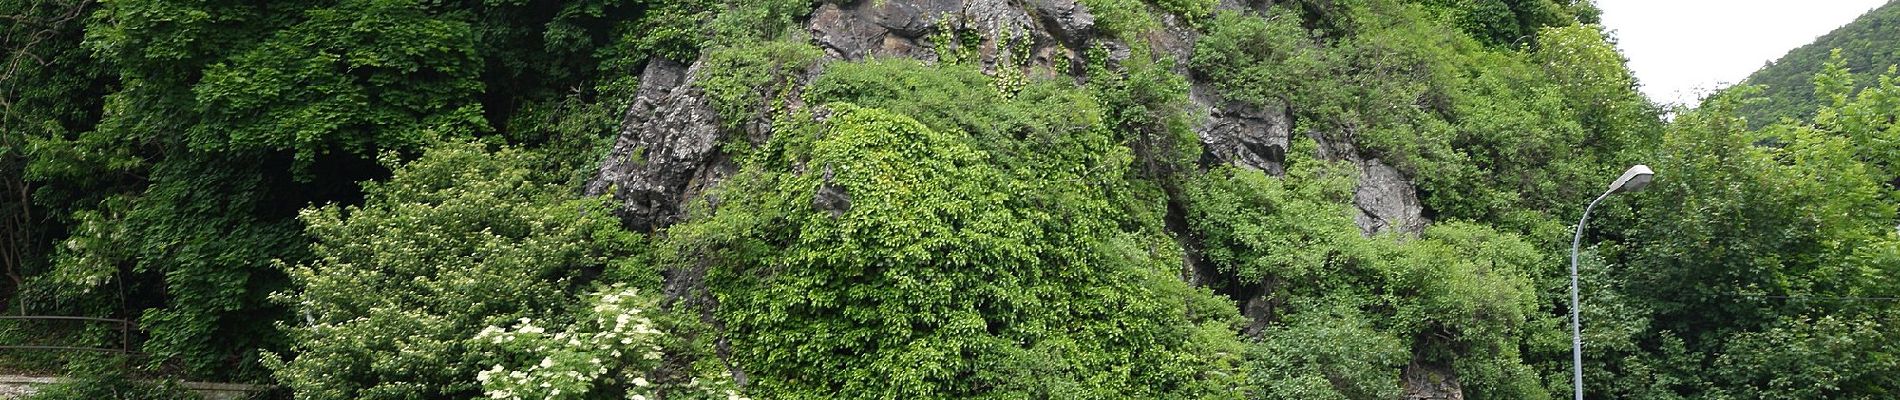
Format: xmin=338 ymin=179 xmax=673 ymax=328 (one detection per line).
xmin=268 ymin=142 xmax=646 ymax=399
xmin=475 ymin=284 xmax=745 ymax=400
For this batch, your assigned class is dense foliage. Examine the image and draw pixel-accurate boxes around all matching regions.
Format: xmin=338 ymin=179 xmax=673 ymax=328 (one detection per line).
xmin=661 ymin=101 xmax=1246 ymax=398
xmin=0 ymin=0 xmax=1895 ymax=399
xmin=1191 ymin=3 xmax=1653 ymax=232
xmin=3 ymin=0 xmax=678 ymax=380
xmin=268 ymin=142 xmax=644 ymax=399
xmin=1582 ymin=62 xmax=1900 ymax=399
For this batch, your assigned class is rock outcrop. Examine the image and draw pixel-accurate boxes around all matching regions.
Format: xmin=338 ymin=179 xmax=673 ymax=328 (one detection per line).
xmin=584 ymin=58 xmax=731 ymax=233
xmin=1403 ymin=361 xmax=1467 ymax=400
xmin=1315 ymin=132 xmax=1430 ymax=235
xmin=586 ymin=0 xmax=1442 ymax=396
xmin=808 ymin=0 xmax=1095 ymax=74
xmin=1190 ymin=83 xmax=1292 ymax=176
xmin=589 ymin=0 xmax=1428 ymax=238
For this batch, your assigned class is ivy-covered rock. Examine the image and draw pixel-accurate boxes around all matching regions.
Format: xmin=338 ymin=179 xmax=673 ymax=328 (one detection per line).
xmin=656 ymin=103 xmax=1247 ymax=398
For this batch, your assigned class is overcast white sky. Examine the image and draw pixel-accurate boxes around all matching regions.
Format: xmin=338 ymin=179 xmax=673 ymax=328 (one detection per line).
xmin=1594 ymin=0 xmax=1891 ymax=106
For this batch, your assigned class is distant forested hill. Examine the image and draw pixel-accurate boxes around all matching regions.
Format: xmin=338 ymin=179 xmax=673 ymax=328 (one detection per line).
xmin=1738 ymin=0 xmax=1900 ymax=125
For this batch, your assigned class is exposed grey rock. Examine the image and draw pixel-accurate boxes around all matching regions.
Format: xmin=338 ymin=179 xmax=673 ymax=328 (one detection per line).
xmin=809 ymin=0 xmax=956 ymax=61
xmin=591 ymin=56 xmax=818 ymax=387
xmin=808 ymin=0 xmax=1090 ymax=74
xmin=593 ymin=0 xmax=1425 ymax=273
xmin=1403 ymin=361 xmax=1466 ymax=400
xmin=1146 ymin=11 xmax=1199 ymax=63
xmin=872 ymin=0 xmax=960 ymax=37
xmin=1155 ymin=10 xmax=1291 ymax=177
xmin=812 ymin=166 xmax=853 ymax=217
xmin=962 ymin=0 xmax=1036 ymax=38
xmin=1312 ymin=131 xmax=1429 ymax=235
xmin=584 ymin=58 xmax=732 ymax=233
xmin=1238 ymin=278 xmax=1285 ymax=336
xmin=586 ymin=46 xmax=821 ymax=232
xmin=1352 ymin=157 xmax=1428 ymax=234
xmin=1025 ymin=0 xmax=1095 ymax=46
xmin=1190 ymin=83 xmax=1292 ymax=175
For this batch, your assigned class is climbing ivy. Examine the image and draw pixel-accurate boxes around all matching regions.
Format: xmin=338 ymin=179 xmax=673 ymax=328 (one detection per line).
xmin=655 ymin=102 xmax=1246 ymax=398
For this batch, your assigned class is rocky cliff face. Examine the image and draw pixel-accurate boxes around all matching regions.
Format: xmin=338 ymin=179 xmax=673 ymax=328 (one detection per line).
xmin=808 ymin=0 xmax=1100 ymax=74
xmin=584 ymin=58 xmax=726 ymax=233
xmin=589 ymin=0 xmax=1424 ymax=238
xmin=587 ymin=0 xmax=1440 ymax=396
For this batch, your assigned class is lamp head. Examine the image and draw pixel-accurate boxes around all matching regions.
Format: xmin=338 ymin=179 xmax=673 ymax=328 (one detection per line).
xmin=1609 ymin=164 xmax=1654 ymax=193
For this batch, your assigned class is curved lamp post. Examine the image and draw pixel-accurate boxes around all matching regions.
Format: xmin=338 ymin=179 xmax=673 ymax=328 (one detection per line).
xmin=1571 ymin=164 xmax=1653 ymax=400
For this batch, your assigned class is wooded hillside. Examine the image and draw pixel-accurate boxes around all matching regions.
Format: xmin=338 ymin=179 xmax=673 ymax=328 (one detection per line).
xmin=1738 ymin=0 xmax=1900 ymax=126
xmin=1 ymin=0 xmax=1896 ymax=399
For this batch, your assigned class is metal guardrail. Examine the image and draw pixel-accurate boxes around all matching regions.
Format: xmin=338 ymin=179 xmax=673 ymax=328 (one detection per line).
xmin=0 ymin=315 xmax=137 ymax=354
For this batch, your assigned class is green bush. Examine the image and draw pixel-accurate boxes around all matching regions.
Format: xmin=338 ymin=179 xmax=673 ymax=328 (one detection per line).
xmin=1182 ymin=159 xmax=1362 ymax=286
xmin=657 ymin=103 xmax=1247 ymax=398
xmin=1248 ymin=305 xmax=1408 ymax=400
xmin=268 ymin=142 xmax=642 ymax=399
xmin=1078 ymin=0 xmax=1158 ymax=38
xmin=1192 ymin=9 xmax=1335 ymax=109
xmin=696 ymin=40 xmax=826 ymax=128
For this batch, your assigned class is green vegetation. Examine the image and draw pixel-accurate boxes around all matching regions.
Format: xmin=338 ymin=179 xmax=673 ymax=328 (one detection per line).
xmin=1581 ymin=66 xmax=1900 ymax=399
xmin=659 ymin=102 xmax=1245 ymax=398
xmin=1737 ymin=1 xmax=1900 ymax=125
xmin=268 ymin=142 xmax=644 ymax=399
xmin=0 ymin=0 xmax=1894 ymax=399
xmin=1191 ymin=3 xmax=1653 ymax=231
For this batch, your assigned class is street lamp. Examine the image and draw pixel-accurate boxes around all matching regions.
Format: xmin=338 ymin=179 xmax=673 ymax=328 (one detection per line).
xmin=1570 ymin=164 xmax=1653 ymax=400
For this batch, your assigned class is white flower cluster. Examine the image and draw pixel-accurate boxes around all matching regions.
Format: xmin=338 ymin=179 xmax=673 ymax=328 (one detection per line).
xmin=472 ymin=284 xmax=747 ymax=400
